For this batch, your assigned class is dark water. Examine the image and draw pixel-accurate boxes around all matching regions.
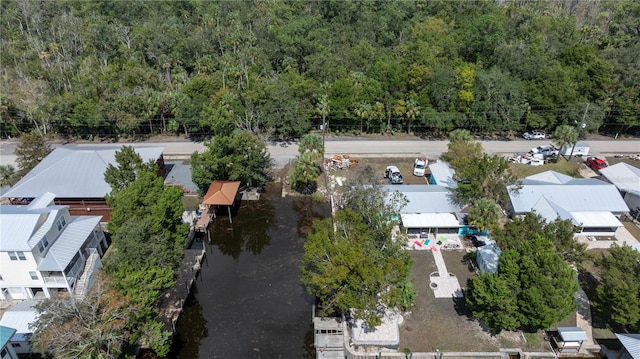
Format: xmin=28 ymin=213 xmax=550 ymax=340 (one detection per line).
xmin=169 ymin=183 xmax=330 ymax=359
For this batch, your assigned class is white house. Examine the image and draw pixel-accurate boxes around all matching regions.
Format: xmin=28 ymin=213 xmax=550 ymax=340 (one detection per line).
xmin=507 ymin=171 xmax=629 ymax=236
xmin=0 ymin=192 xmax=107 ymax=301
xmin=0 ymin=301 xmax=38 ymax=355
xmin=383 ymin=184 xmax=462 ymax=237
xmin=599 ymin=163 xmax=640 ymax=213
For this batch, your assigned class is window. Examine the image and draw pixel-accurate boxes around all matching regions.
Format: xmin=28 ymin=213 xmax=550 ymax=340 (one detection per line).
xmin=11 ymin=343 xmax=21 ymax=348
xmin=29 ymin=271 xmax=38 ymax=280
xmin=8 ymin=251 xmax=26 ymax=261
xmin=37 ymin=237 xmax=49 ymax=253
xmin=0 ymin=274 xmax=3 ymax=280
xmin=57 ymin=217 xmax=67 ymax=230
xmin=1 ymin=348 xmax=7 ymax=357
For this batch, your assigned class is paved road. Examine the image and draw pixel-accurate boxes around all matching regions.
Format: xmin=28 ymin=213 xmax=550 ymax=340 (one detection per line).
xmin=1 ymin=138 xmax=638 ymax=168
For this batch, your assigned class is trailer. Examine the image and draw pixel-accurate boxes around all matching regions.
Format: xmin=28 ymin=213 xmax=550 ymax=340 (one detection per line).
xmin=560 ymin=142 xmax=590 ymax=157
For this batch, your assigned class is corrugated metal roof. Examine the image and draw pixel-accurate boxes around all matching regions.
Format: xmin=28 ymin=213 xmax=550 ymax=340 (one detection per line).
xmin=0 ymin=325 xmax=17 ymax=347
xmin=0 ymin=301 xmax=39 ymax=334
xmin=27 ymin=192 xmax=56 ymax=209
xmin=2 ymin=146 xmax=163 ymax=198
xmin=27 ymin=208 xmax=61 ymax=249
xmin=526 ymin=171 xmax=573 ymax=184
xmin=617 ymin=333 xmax=640 ymax=359
xmin=382 ymin=185 xmax=460 ymax=214
xmin=509 ymin=171 xmax=629 ymax=214
xmin=37 ymin=215 xmax=102 ymax=271
xmin=0 ymin=214 xmax=41 ymax=251
xmin=600 ymin=163 xmax=640 ymax=195
xmin=0 ymin=193 xmax=68 ymax=251
xmin=429 ymin=161 xmax=457 ymax=188
xmin=558 ymin=327 xmax=588 ymax=342
xmin=571 ymin=211 xmax=623 ymax=228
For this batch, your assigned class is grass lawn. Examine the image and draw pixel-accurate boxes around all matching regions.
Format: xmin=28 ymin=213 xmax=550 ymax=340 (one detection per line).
xmin=623 ymin=219 xmax=640 ymax=241
xmin=398 ymin=250 xmax=554 ymax=353
xmin=509 ymin=156 xmax=582 ymax=179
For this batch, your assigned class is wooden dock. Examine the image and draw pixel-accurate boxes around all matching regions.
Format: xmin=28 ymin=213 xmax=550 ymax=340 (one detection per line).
xmin=194 ymin=205 xmax=213 ymax=232
xmin=158 ymin=248 xmax=206 ymax=333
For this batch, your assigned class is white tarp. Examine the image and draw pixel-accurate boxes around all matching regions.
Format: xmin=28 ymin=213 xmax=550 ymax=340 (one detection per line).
xmin=400 ymin=213 xmax=460 ymax=229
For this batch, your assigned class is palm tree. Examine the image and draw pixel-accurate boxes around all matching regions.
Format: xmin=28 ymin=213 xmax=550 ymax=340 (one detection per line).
xmin=468 ymin=198 xmax=501 ymax=234
xmin=0 ymin=164 xmax=17 ymax=186
xmin=299 ymin=133 xmax=323 ymax=162
xmin=292 ymin=152 xmax=321 ymax=194
xmin=553 ymin=125 xmax=578 ymax=160
xmin=315 ymin=93 xmax=330 ymax=155
xmin=449 ymin=128 xmax=474 ymax=143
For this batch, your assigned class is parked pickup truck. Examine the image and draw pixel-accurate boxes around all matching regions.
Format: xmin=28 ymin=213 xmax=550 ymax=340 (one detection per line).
xmin=413 ymin=157 xmax=428 ymax=176
xmin=530 ymin=145 xmax=558 ymax=159
xmin=385 ymin=166 xmax=404 ymax=184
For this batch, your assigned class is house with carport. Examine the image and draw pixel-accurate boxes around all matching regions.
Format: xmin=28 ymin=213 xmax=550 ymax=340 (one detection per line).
xmin=599 ymin=162 xmax=640 ymax=213
xmin=0 ymin=192 xmax=107 ymax=301
xmin=1 ymin=146 xmax=165 ymax=222
xmin=507 ymin=171 xmax=629 ymax=237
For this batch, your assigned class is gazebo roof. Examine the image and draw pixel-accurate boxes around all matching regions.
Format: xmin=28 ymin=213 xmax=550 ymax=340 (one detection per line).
xmin=202 ymin=181 xmax=241 ymax=206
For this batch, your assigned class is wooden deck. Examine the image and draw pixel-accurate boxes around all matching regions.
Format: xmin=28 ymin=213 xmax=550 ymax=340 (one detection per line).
xmin=194 ymin=205 xmax=213 ymax=232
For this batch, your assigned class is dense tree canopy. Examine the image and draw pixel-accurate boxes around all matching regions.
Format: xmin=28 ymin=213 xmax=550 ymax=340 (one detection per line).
xmin=1 ymin=1 xmax=638 ymax=140
xmin=190 ymin=131 xmax=272 ymax=193
xmin=466 ymin=235 xmax=578 ymax=333
xmin=442 ymin=132 xmax=519 ymax=207
xmin=595 ymin=244 xmax=640 ymax=331
xmin=302 ymin=182 xmax=412 ymax=327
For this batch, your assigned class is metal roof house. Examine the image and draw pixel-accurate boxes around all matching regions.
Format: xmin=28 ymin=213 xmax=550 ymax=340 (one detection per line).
xmin=0 ymin=326 xmax=18 ymax=359
xmin=0 ymin=301 xmax=38 ymax=355
xmin=0 ymin=192 xmax=107 ymax=301
xmin=599 ymin=163 xmax=640 ymax=213
xmin=1 ymin=146 xmax=165 ymax=222
xmin=507 ymin=171 xmax=629 ymax=236
xmin=382 ymin=184 xmax=462 ymax=236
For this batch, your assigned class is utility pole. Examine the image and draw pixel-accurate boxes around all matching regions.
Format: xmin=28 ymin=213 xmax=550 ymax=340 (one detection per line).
xmin=569 ymin=103 xmax=589 ymax=161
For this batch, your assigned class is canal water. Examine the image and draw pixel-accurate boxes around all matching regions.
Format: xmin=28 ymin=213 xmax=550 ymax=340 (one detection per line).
xmin=169 ymin=182 xmax=330 ymax=358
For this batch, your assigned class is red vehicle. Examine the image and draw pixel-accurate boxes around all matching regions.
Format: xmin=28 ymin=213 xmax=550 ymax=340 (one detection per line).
xmin=586 ymin=157 xmax=608 ymax=171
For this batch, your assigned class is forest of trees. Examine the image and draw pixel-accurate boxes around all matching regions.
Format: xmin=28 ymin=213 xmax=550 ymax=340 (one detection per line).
xmin=1 ymin=1 xmax=639 ymax=141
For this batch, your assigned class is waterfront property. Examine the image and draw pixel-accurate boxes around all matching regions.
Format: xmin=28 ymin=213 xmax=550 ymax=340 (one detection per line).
xmin=195 ymin=180 xmax=241 ymax=231
xmin=1 ymin=146 xmax=165 ymax=222
xmin=0 ymin=192 xmax=107 ymax=300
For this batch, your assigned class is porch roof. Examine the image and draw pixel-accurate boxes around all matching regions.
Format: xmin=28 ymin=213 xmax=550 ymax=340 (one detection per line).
xmin=202 ymin=181 xmax=241 ymax=206
xmin=400 ymin=213 xmax=460 ymax=229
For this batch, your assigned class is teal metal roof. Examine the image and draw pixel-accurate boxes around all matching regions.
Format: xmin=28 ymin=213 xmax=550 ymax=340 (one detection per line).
xmin=0 ymin=325 xmax=17 ymax=348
